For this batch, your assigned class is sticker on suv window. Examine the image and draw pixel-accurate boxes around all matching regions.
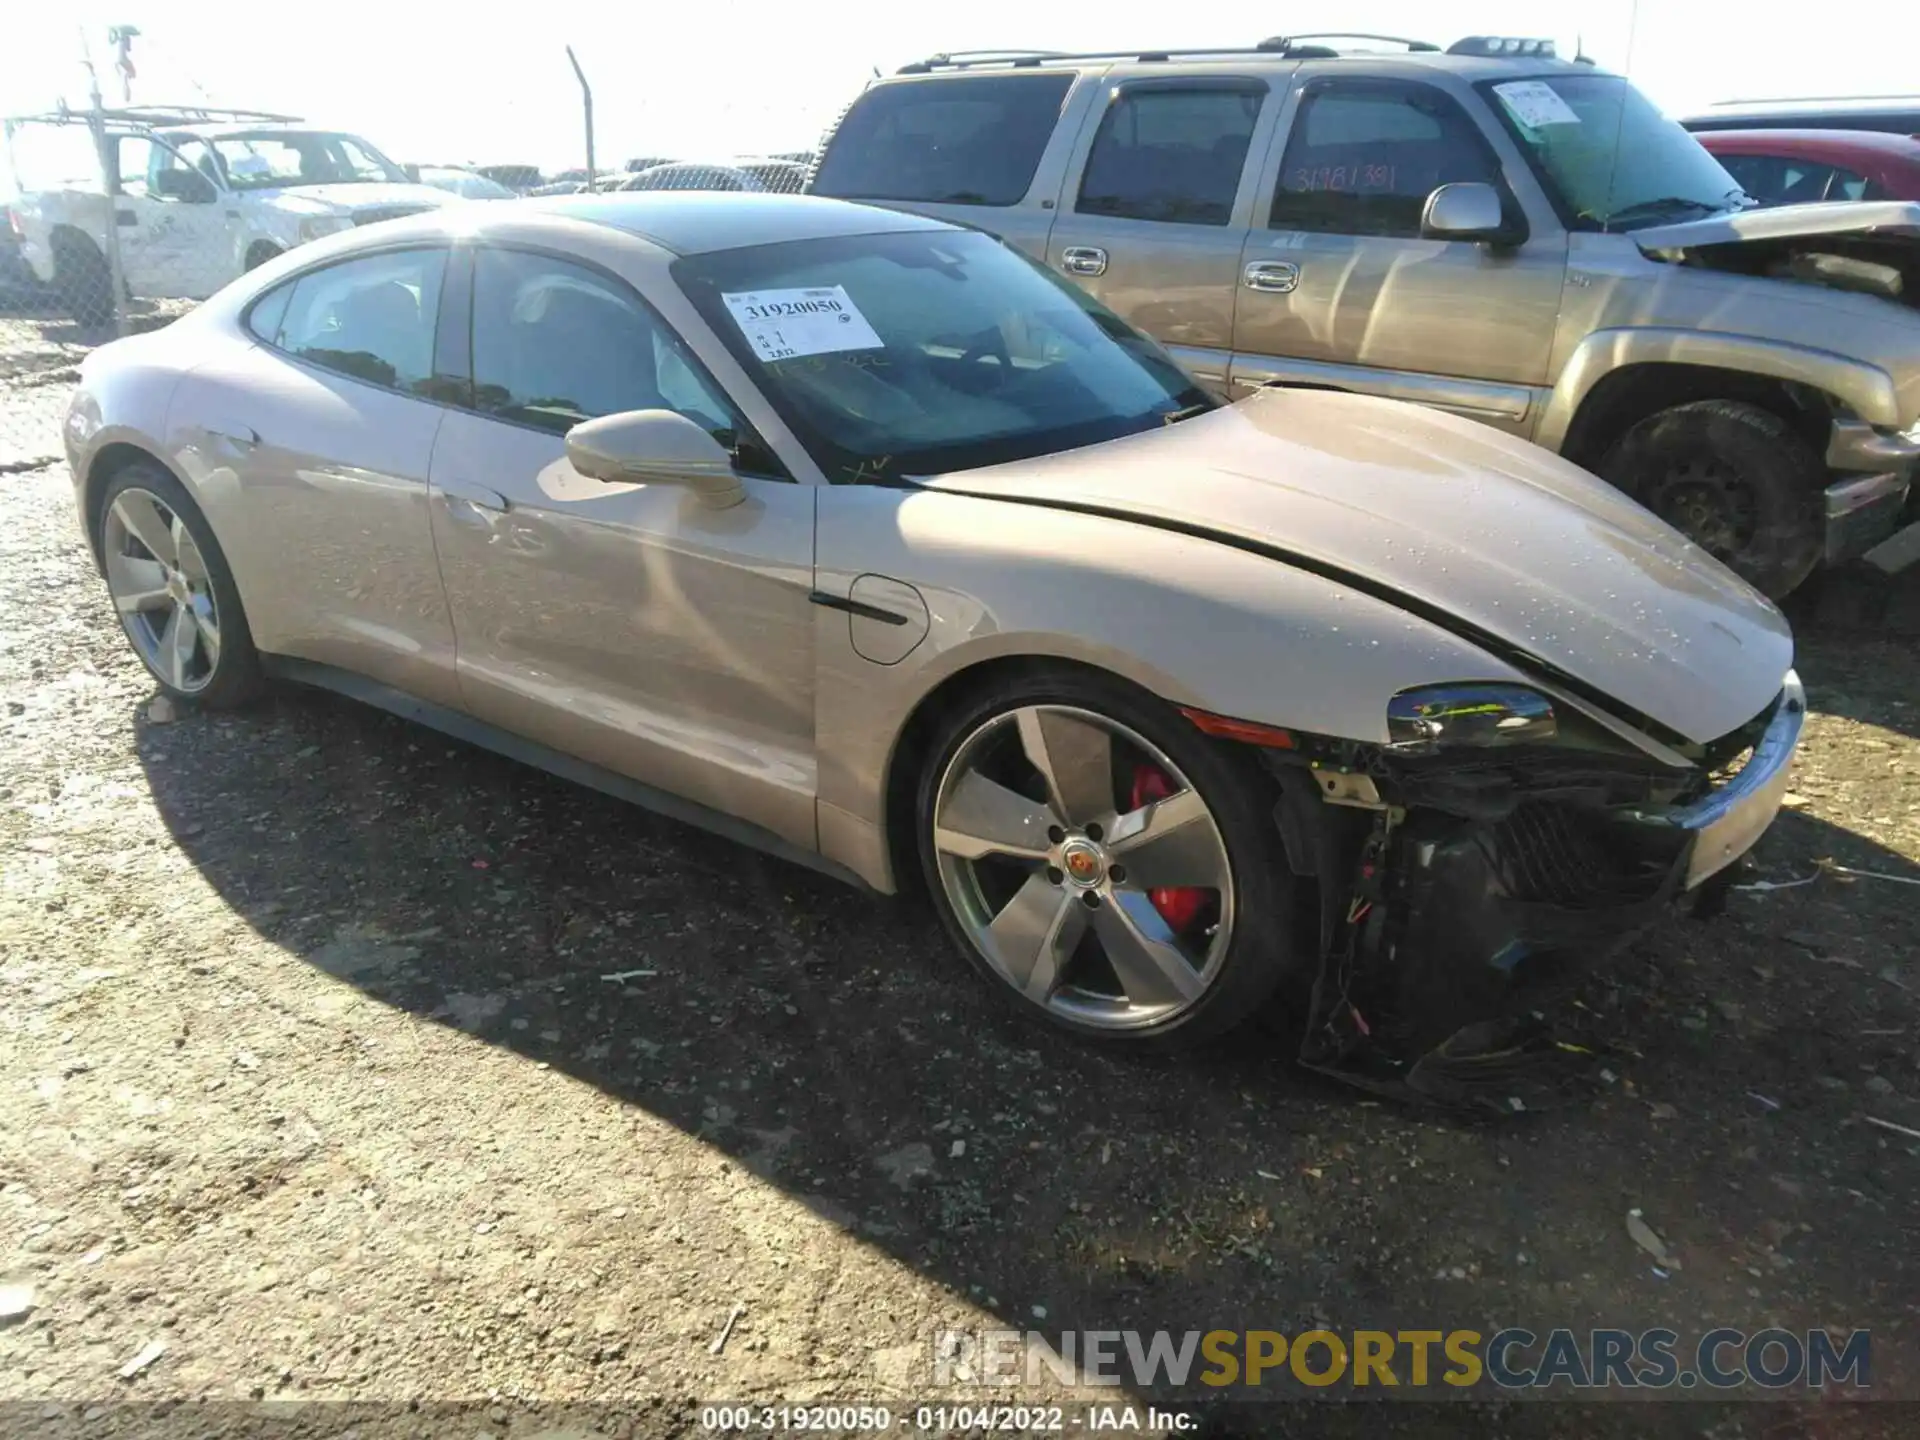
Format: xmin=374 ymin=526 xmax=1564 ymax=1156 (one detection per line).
xmin=720 ymin=286 xmax=883 ymax=362
xmin=1493 ymin=81 xmax=1581 ymax=129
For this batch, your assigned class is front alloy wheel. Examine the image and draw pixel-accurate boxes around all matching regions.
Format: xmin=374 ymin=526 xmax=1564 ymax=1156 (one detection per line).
xmin=933 ymin=704 xmax=1235 ymax=1030
xmin=916 ymin=667 xmax=1311 ymax=1047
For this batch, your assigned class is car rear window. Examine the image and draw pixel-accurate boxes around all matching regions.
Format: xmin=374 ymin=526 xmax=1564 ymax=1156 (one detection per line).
xmin=811 ymin=73 xmax=1074 ymax=207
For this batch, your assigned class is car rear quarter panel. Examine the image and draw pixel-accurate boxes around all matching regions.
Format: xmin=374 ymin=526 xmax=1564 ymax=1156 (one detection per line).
xmin=65 ymin=331 xmax=199 ymax=548
xmin=812 ymin=484 xmax=1530 ymax=891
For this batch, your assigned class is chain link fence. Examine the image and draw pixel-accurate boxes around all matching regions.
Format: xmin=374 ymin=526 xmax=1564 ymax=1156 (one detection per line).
xmin=1 ymin=92 xmax=824 ymax=476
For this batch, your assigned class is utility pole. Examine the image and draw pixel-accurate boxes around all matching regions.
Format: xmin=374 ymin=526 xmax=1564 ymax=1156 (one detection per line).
xmin=80 ymin=28 xmax=130 ymax=336
xmin=566 ymin=46 xmax=595 ymax=185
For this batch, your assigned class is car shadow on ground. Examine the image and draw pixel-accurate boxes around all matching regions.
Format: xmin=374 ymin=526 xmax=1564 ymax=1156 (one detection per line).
xmin=127 ymin=657 xmax=1919 ymax=1434
xmin=1786 ymin=569 xmax=1920 ymax=742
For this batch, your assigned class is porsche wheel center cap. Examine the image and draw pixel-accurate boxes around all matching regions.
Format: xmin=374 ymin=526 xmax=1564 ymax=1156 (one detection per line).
xmin=1060 ymin=838 xmax=1105 ymax=888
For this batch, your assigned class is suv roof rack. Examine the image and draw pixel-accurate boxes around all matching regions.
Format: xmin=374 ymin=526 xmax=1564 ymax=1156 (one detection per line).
xmin=2 ymin=102 xmax=303 ymax=130
xmin=898 ymin=46 xmax=1278 ymax=74
xmin=896 ymin=34 xmax=1576 ymax=74
xmin=1258 ymin=33 xmax=1440 ymax=53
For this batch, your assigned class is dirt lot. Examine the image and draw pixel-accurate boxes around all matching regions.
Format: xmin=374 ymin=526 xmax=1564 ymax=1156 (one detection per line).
xmin=2 ymin=304 xmax=1917 ymax=1438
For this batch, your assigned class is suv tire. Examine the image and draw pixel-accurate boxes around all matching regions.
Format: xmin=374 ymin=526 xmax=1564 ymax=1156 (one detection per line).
xmin=1598 ymin=399 xmax=1824 ymax=599
xmin=52 ymin=233 xmax=115 ymax=328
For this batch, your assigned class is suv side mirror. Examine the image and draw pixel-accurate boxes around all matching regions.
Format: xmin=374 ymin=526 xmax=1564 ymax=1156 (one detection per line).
xmin=1420 ymin=182 xmax=1524 ymax=246
xmin=566 ymin=409 xmax=744 ymax=508
xmin=153 ymin=168 xmax=216 ymax=204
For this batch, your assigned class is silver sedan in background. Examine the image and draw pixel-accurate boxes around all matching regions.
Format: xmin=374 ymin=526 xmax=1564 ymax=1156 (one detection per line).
xmin=64 ymin=194 xmax=1802 ymax=1105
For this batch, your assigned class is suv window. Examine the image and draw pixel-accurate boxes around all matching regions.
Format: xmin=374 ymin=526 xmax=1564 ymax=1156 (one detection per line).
xmin=1270 ymin=82 xmax=1502 ymax=237
xmin=811 ymin=74 xmax=1073 ymax=207
xmin=469 ymin=249 xmax=768 ymax=466
xmin=261 ymin=249 xmax=448 ymax=395
xmin=1076 ymin=85 xmax=1263 ymax=226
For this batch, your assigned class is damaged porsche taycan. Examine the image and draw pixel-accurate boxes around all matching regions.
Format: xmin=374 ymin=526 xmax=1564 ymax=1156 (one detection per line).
xmin=65 ymin=193 xmax=1802 ymax=1103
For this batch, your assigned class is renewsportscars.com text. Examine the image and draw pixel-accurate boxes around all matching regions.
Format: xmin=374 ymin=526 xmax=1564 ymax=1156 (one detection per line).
xmin=935 ymin=1326 xmax=1872 ymax=1393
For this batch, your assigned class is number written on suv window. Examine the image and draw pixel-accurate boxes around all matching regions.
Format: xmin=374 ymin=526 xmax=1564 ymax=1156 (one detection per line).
xmin=1271 ymin=82 xmax=1503 ymax=237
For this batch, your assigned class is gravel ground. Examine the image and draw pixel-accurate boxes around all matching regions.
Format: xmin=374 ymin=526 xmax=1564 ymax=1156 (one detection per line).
xmin=2 ymin=305 xmax=1917 ymax=1438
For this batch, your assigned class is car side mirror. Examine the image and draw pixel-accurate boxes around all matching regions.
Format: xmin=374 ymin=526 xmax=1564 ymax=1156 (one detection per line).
xmin=1420 ymin=182 xmax=1524 ymax=246
xmin=565 ymin=409 xmax=745 ymax=508
xmin=153 ymin=168 xmax=216 ymax=204
xmin=403 ymin=163 xmax=421 ymax=182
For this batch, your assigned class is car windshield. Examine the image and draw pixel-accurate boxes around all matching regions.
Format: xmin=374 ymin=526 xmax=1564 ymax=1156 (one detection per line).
xmin=673 ymin=229 xmax=1212 ymax=484
xmin=203 ymin=131 xmax=409 ymax=190
xmin=1479 ymin=73 xmax=1748 ymax=230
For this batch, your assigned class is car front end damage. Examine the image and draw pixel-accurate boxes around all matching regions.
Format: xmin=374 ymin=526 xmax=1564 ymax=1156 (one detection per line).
xmin=1249 ymin=672 xmax=1805 ymax=1111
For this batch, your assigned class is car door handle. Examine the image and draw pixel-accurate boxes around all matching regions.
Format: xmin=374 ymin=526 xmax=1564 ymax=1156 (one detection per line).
xmin=438 ymin=477 xmax=509 ymax=513
xmin=1060 ymin=245 xmax=1108 ymax=277
xmin=117 ymin=209 xmax=137 ymax=227
xmin=1243 ymin=260 xmax=1301 ymax=294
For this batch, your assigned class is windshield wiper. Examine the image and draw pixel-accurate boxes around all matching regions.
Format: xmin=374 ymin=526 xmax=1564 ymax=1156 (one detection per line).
xmin=1160 ymin=402 xmax=1212 ymax=426
xmin=1599 ymin=195 xmax=1725 ymax=229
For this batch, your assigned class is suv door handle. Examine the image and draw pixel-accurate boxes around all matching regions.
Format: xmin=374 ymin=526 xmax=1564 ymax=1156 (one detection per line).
xmin=1060 ymin=245 xmax=1108 ymax=277
xmin=439 ymin=477 xmax=509 ymax=513
xmin=1243 ymin=260 xmax=1301 ymax=293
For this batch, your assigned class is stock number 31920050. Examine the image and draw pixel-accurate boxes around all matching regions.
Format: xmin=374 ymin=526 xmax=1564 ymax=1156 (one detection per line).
xmin=699 ymin=1404 xmax=1071 ymax=1432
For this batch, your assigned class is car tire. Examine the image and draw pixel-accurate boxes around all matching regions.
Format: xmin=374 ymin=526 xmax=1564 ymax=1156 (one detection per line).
xmin=96 ymin=461 xmax=267 ymax=710
xmin=1598 ymin=399 xmax=1824 ymax=599
xmin=914 ymin=665 xmax=1309 ymax=1048
xmin=244 ymin=242 xmax=282 ymax=271
xmin=53 ymin=233 xmax=115 ymax=328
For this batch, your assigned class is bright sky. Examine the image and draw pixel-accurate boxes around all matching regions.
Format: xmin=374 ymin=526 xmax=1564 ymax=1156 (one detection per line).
xmin=6 ymin=1 xmax=1919 ymax=174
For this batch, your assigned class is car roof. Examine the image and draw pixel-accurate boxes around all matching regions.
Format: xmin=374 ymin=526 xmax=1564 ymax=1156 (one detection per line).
xmin=518 ymin=191 xmax=955 ymax=255
xmin=1695 ymin=127 xmax=1920 ymax=157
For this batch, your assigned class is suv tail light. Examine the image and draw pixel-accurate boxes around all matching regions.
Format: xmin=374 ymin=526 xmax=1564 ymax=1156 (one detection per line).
xmin=4 ymin=208 xmax=21 ymax=238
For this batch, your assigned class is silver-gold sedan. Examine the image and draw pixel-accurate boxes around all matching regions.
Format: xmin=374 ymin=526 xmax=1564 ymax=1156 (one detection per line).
xmin=65 ymin=193 xmax=1802 ymax=1102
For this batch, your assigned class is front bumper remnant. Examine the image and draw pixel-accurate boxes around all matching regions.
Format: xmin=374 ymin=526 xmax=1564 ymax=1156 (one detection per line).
xmin=1280 ymin=673 xmax=1806 ymax=1112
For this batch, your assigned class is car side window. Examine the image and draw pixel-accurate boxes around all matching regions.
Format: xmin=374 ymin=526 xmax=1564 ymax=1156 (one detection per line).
xmin=1270 ymin=82 xmax=1503 ymax=237
xmin=115 ymin=136 xmax=154 ymax=197
xmin=1828 ymin=166 xmax=1870 ymax=201
xmin=245 ymin=283 xmax=293 ymax=346
xmin=1715 ymin=154 xmax=1780 ymax=203
xmin=468 ymin=248 xmax=782 ymax=474
xmin=1075 ymin=85 xmax=1263 ymax=226
xmin=810 ymin=73 xmax=1074 ymax=207
xmin=268 ymin=248 xmax=450 ymax=396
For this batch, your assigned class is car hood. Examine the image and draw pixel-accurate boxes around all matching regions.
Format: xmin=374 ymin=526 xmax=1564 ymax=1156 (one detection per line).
xmin=916 ymin=390 xmax=1793 ymax=746
xmin=250 ymin=182 xmax=453 ymax=215
xmin=1632 ymin=199 xmax=1920 ymax=254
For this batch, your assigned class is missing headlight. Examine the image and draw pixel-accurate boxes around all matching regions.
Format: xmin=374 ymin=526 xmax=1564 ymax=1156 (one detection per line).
xmin=1387 ymin=682 xmax=1556 ymax=753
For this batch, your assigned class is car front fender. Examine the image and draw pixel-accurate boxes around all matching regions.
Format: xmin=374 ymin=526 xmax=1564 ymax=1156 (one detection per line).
xmin=812 ymin=484 xmax=1531 ymax=891
xmin=1536 ymin=325 xmax=1905 ymax=454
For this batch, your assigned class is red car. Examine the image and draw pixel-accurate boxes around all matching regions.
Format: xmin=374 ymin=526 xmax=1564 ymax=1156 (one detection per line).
xmin=1696 ymin=128 xmax=1920 ymax=205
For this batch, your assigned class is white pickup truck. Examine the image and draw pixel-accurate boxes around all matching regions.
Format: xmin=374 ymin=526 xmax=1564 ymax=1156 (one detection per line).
xmin=4 ymin=107 xmax=452 ymax=324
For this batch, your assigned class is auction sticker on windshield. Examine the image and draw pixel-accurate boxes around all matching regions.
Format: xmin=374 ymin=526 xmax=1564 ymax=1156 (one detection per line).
xmin=1494 ymin=80 xmax=1581 ymax=129
xmin=721 ymin=286 xmax=883 ymax=362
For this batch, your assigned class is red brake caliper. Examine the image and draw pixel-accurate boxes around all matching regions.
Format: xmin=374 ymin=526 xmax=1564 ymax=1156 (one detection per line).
xmin=1128 ymin=763 xmax=1208 ymax=932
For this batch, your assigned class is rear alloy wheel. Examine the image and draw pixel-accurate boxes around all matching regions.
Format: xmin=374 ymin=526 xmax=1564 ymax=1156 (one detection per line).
xmin=98 ymin=463 xmax=265 ymax=709
xmin=916 ymin=671 xmax=1305 ymax=1046
xmin=1599 ymin=399 xmax=1824 ymax=599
